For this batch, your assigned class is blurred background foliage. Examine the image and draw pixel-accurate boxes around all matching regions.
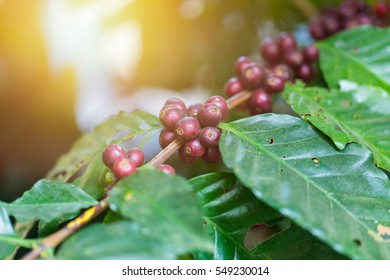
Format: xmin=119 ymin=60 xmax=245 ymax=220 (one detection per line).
xmin=0 ymin=0 xmax=365 ymax=201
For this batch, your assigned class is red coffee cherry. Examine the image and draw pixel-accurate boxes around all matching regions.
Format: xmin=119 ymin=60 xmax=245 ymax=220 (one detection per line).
xmin=174 ymin=117 xmax=201 ymax=141
xmin=296 ymin=63 xmax=316 ymax=83
xmin=260 ymin=38 xmax=282 ymax=63
xmin=278 ymin=32 xmax=297 ymax=52
xmin=303 ymin=45 xmax=319 ymax=63
xmin=271 ymin=64 xmax=294 ymax=82
xmin=197 ymin=103 xmax=223 ymax=127
xmin=187 ymin=103 xmax=204 ymax=118
xmin=112 ymin=158 xmax=137 ymax=179
xmin=224 ymin=77 xmax=248 ymax=110
xmin=159 ymin=105 xmax=186 ymax=130
xmin=249 ymin=88 xmax=272 ymax=115
xmin=182 ymin=138 xmax=206 ymax=158
xmin=159 ymin=128 xmax=177 ymax=149
xmin=156 ymin=164 xmax=176 ymax=175
xmin=102 ymin=144 xmax=126 ymax=169
xmin=234 ymin=56 xmax=253 ymax=78
xmin=178 ymin=146 xmax=195 ymax=163
xmin=199 ymin=127 xmax=221 ymax=148
xmin=283 ymin=49 xmax=304 ymax=69
xmin=202 ymin=147 xmax=222 ymax=164
xmin=205 ymin=96 xmax=228 ymax=119
xmin=309 ymin=18 xmax=326 ymax=40
xmin=127 ymin=148 xmax=145 ymax=167
xmin=241 ymin=62 xmax=266 ymax=89
xmin=224 ymin=77 xmax=245 ymax=97
xmin=263 ymin=74 xmax=285 ymax=94
xmin=164 ymin=98 xmax=187 ymax=112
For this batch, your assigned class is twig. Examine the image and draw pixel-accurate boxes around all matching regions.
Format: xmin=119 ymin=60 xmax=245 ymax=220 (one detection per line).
xmin=290 ymin=0 xmax=319 ymax=18
xmin=148 ymin=138 xmax=184 ymax=166
xmin=21 ymin=199 xmax=109 ymax=260
xmin=227 ymin=90 xmax=252 ymax=110
xmin=21 ymin=90 xmax=252 ymax=260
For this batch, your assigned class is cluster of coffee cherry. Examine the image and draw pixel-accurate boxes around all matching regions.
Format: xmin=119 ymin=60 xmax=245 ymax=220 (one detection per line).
xmin=309 ymin=0 xmax=390 ymax=40
xmin=100 ymin=0 xmax=387 ymax=180
xmin=102 ymin=144 xmax=175 ymax=181
xmin=224 ymin=32 xmax=319 ymax=115
xmin=159 ymin=96 xmax=228 ymax=164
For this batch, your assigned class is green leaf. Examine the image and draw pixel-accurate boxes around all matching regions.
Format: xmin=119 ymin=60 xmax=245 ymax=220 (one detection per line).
xmin=71 ymin=152 xmax=108 ymax=199
xmin=0 ymin=235 xmax=40 ymax=250
xmin=56 ymin=221 xmax=179 ymax=260
xmin=0 ymin=208 xmax=38 ymax=259
xmin=189 ymin=172 xmax=281 ymax=259
xmin=109 ymin=167 xmax=212 ymax=255
xmin=1 ymin=179 xmax=98 ymax=223
xmin=38 ymin=212 xmax=77 ymax=237
xmin=190 ymin=172 xmax=343 ymax=260
xmin=219 ymin=114 xmax=390 ymax=259
xmin=252 ymin=224 xmax=347 ymax=260
xmin=284 ymin=82 xmax=390 ymax=171
xmin=46 ymin=110 xmax=161 ymax=183
xmin=0 ymin=206 xmax=13 ymax=235
xmin=0 ymin=206 xmax=16 ymax=259
xmin=317 ymin=26 xmax=390 ymax=91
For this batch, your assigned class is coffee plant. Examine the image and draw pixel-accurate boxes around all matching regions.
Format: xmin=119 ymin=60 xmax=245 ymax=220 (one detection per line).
xmin=1 ymin=0 xmax=389 ymax=260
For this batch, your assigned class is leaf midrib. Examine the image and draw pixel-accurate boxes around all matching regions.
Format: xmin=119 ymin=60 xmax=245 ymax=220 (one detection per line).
xmin=221 ymin=123 xmax=376 ymax=243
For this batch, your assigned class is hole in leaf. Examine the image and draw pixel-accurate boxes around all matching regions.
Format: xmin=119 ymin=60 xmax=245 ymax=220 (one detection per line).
xmin=244 ymin=219 xmax=290 ymax=250
xmin=377 ymin=224 xmax=390 ymax=239
xmin=353 ymin=239 xmax=362 ymax=247
xmin=311 ymin=157 xmax=319 ymax=166
xmin=269 ymin=138 xmax=274 ymax=144
xmin=244 ymin=224 xmax=277 ymax=250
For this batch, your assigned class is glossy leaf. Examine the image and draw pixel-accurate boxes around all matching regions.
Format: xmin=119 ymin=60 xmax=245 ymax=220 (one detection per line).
xmin=189 ymin=172 xmax=280 ymax=259
xmin=0 ymin=208 xmax=38 ymax=259
xmin=317 ymin=26 xmax=390 ymax=92
xmin=0 ymin=206 xmax=13 ymax=235
xmin=284 ymin=82 xmax=390 ymax=171
xmin=1 ymin=180 xmax=97 ymax=223
xmin=71 ymin=152 xmax=108 ymax=199
xmin=251 ymin=224 xmax=347 ymax=260
xmin=219 ymin=114 xmax=390 ymax=259
xmin=56 ymin=221 xmax=179 ymax=260
xmin=46 ymin=110 xmax=161 ymax=182
xmin=0 ymin=206 xmax=15 ymax=259
xmin=109 ymin=167 xmax=213 ymax=255
xmin=190 ymin=172 xmax=343 ymax=260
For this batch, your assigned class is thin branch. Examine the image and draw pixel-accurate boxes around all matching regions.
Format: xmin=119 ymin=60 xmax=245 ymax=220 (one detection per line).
xmin=148 ymin=138 xmax=183 ymax=166
xmin=21 ymin=199 xmax=109 ymax=260
xmin=227 ymin=90 xmax=252 ymax=110
xmin=21 ymin=90 xmax=252 ymax=260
